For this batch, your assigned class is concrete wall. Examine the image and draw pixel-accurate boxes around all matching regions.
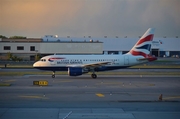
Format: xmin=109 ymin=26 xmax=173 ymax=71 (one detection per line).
xmin=0 ymin=42 xmax=102 ymax=54
xmin=39 ymin=42 xmax=103 ymax=54
xmin=0 ymin=42 xmax=103 ymax=60
xmin=100 ymin=38 xmax=180 ymax=51
xmin=42 ymin=37 xmax=180 ymax=51
xmin=0 ymin=42 xmax=40 ymax=53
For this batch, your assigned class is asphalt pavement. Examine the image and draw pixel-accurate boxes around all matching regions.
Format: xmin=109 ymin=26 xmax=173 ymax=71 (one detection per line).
xmin=0 ymin=75 xmax=180 ymax=119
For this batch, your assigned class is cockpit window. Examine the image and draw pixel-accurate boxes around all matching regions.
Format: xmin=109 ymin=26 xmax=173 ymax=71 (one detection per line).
xmin=40 ymin=59 xmax=46 ymax=62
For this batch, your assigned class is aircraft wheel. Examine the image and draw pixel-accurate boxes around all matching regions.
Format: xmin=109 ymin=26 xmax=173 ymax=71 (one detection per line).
xmin=91 ymin=74 xmax=97 ymax=79
xmin=52 ymin=71 xmax=55 ymax=78
xmin=52 ymin=74 xmax=55 ymax=78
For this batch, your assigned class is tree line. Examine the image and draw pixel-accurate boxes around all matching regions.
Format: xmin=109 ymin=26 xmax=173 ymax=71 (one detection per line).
xmin=0 ymin=35 xmax=26 ymax=39
xmin=5 ymin=52 xmax=41 ymax=61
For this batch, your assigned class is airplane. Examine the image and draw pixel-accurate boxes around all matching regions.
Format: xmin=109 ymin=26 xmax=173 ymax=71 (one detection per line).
xmin=33 ymin=28 xmax=157 ymax=78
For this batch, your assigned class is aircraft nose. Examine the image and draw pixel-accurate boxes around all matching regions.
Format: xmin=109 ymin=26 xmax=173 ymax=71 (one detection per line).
xmin=33 ymin=62 xmax=38 ymax=67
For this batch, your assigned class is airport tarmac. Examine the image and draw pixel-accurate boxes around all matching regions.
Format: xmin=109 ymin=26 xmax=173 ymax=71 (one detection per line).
xmin=0 ymin=75 xmax=180 ymax=119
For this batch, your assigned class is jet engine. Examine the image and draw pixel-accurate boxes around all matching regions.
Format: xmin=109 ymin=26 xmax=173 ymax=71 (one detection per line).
xmin=68 ymin=67 xmax=86 ymax=76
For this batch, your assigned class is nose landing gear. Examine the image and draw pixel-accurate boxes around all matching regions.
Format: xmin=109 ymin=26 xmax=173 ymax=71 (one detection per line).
xmin=52 ymin=71 xmax=55 ymax=78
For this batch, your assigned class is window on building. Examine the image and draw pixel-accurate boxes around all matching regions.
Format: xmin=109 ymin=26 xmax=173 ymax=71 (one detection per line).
xmin=30 ymin=56 xmax=35 ymax=61
xmin=17 ymin=46 xmax=24 ymax=50
xmin=122 ymin=51 xmax=129 ymax=54
xmin=108 ymin=51 xmax=119 ymax=54
xmin=4 ymin=46 xmax=11 ymax=50
xmin=30 ymin=46 xmax=35 ymax=51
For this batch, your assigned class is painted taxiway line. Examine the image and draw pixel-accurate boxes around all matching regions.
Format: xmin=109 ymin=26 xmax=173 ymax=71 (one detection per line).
xmin=163 ymin=96 xmax=180 ymax=100
xmin=19 ymin=95 xmax=49 ymax=99
xmin=96 ymin=93 xmax=105 ymax=97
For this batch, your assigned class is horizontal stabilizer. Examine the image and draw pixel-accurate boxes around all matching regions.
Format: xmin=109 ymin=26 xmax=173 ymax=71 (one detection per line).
xmin=137 ymin=58 xmax=149 ymax=61
xmin=137 ymin=55 xmax=157 ymax=62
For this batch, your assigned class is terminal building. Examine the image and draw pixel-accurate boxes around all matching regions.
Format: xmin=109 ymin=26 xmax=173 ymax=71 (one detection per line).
xmin=0 ymin=35 xmax=180 ymax=61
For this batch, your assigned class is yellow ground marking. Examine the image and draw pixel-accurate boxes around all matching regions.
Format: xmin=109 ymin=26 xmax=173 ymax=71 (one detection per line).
xmin=59 ymin=81 xmax=73 ymax=83
xmin=96 ymin=82 xmax=155 ymax=87
xmin=3 ymin=80 xmax=16 ymax=82
xmin=163 ymin=96 xmax=180 ymax=100
xmin=19 ymin=95 xmax=48 ymax=99
xmin=0 ymin=80 xmax=14 ymax=86
xmin=0 ymin=83 xmax=11 ymax=86
xmin=54 ymin=80 xmax=73 ymax=83
xmin=96 ymin=82 xmax=123 ymax=85
xmin=96 ymin=93 xmax=105 ymax=97
xmin=148 ymin=84 xmax=155 ymax=86
xmin=135 ymin=83 xmax=155 ymax=87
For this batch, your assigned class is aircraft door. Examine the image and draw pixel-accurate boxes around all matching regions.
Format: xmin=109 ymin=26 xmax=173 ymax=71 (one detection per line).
xmin=124 ymin=56 xmax=129 ymax=65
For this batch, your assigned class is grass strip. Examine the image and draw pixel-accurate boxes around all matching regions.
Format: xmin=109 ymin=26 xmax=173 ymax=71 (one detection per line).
xmin=0 ymin=83 xmax=11 ymax=86
xmin=0 ymin=71 xmax=67 ymax=76
xmin=95 ymin=72 xmax=180 ymax=75
xmin=130 ymin=65 xmax=180 ymax=69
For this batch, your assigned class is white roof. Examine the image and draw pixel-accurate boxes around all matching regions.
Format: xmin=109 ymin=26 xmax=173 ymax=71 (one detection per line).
xmin=42 ymin=36 xmax=180 ymax=51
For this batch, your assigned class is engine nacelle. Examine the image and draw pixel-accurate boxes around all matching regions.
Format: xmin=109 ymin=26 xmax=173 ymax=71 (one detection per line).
xmin=68 ymin=67 xmax=83 ymax=76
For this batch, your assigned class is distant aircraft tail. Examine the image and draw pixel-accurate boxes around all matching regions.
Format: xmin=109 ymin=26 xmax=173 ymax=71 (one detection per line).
xmin=128 ymin=28 xmax=157 ymax=61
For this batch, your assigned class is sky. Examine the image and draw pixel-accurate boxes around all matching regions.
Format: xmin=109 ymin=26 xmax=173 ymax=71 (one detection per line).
xmin=0 ymin=0 xmax=180 ymax=38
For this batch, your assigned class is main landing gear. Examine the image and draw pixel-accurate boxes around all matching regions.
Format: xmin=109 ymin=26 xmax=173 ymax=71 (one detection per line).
xmin=91 ymin=73 xmax=97 ymax=79
xmin=52 ymin=71 xmax=55 ymax=78
xmin=90 ymin=69 xmax=97 ymax=79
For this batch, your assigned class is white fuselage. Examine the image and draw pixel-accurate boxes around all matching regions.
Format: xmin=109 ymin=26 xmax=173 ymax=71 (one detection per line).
xmin=33 ymin=54 xmax=146 ymax=71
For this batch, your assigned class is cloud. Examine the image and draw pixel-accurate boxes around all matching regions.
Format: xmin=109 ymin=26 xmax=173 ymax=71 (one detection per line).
xmin=0 ymin=0 xmax=180 ymax=37
xmin=0 ymin=0 xmax=84 ymax=36
xmin=139 ymin=0 xmax=180 ymax=36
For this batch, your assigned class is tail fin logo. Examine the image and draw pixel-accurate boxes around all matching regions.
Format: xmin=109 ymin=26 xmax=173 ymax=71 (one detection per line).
xmin=136 ymin=34 xmax=154 ymax=45
xmin=129 ymin=28 xmax=155 ymax=58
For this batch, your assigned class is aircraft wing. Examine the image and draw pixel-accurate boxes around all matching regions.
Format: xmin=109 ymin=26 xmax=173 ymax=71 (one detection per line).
xmin=67 ymin=61 xmax=111 ymax=68
xmin=82 ymin=61 xmax=111 ymax=68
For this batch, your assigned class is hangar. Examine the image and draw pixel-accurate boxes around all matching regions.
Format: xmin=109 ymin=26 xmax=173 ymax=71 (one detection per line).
xmin=42 ymin=35 xmax=180 ymax=57
xmin=98 ymin=37 xmax=180 ymax=57
xmin=0 ymin=37 xmax=103 ymax=61
xmin=0 ymin=35 xmax=179 ymax=61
